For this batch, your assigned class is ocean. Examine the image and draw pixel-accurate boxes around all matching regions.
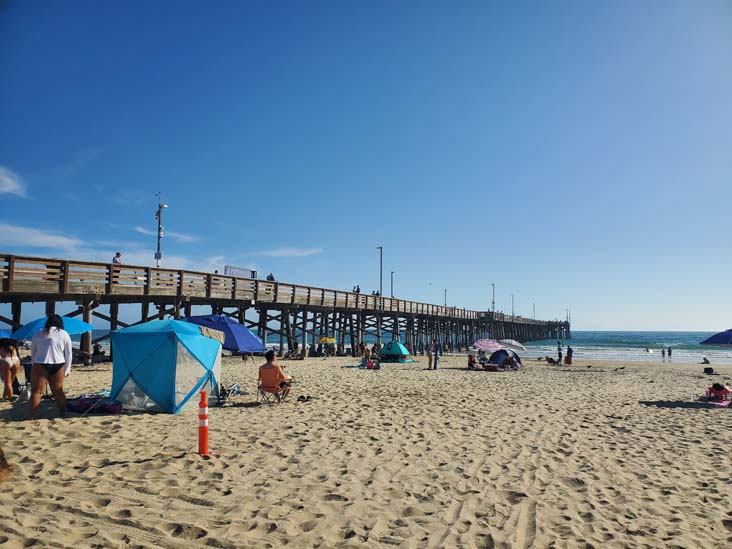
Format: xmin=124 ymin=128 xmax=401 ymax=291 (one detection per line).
xmin=523 ymin=331 xmax=732 ymax=364
xmin=78 ymin=329 xmax=732 ymax=364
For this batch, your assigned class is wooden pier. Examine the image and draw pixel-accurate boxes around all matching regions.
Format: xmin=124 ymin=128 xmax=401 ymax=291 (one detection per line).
xmin=0 ymin=254 xmax=571 ymax=362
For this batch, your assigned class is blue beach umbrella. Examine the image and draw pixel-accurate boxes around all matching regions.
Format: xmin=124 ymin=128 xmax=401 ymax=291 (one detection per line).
xmin=700 ymin=329 xmax=732 ymax=346
xmin=183 ymin=314 xmax=266 ymax=353
xmin=11 ymin=316 xmax=94 ymax=340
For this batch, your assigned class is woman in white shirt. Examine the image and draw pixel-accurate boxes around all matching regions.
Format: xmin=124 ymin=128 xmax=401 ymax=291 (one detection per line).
xmin=29 ymin=315 xmax=72 ymax=419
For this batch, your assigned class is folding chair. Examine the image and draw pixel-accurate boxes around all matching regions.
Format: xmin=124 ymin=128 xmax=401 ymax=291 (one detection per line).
xmin=257 ymin=367 xmax=289 ymax=404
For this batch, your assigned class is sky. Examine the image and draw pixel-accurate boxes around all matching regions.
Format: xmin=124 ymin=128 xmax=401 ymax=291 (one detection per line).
xmin=1 ymin=1 xmax=731 ymax=331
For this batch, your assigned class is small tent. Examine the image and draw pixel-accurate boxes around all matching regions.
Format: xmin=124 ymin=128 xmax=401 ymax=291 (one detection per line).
xmin=380 ymin=340 xmax=413 ymax=363
xmin=110 ymin=320 xmax=223 ymax=414
xmin=488 ymin=348 xmax=522 ymax=367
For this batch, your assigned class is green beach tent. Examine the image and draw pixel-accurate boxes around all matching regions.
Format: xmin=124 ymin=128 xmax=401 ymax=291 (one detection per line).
xmin=380 ymin=340 xmax=413 ymax=363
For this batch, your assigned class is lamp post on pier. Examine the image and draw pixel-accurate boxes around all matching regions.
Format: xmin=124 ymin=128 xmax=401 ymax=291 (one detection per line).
xmin=154 ymin=192 xmax=168 ymax=268
xmin=444 ymin=289 xmax=447 ymax=307
xmin=491 ymin=283 xmax=495 ymax=314
xmin=390 ymin=271 xmax=394 ymax=298
xmin=533 ymin=302 xmax=535 ymax=319
xmin=376 ymin=246 xmax=383 ymax=345
xmin=511 ymin=294 xmax=514 ymax=319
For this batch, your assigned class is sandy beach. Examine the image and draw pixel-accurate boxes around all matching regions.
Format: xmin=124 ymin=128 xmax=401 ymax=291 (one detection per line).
xmin=1 ymin=355 xmax=731 ymax=548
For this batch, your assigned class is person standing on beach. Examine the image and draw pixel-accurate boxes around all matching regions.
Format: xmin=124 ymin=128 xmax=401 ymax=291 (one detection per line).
xmin=557 ymin=341 xmax=563 ymax=365
xmin=668 ymin=347 xmax=672 ymax=359
xmin=29 ymin=314 xmax=73 ymax=419
xmin=426 ymin=341 xmax=433 ymax=369
xmin=0 ymin=340 xmax=21 ymax=401
xmin=661 ymin=348 xmax=666 ymax=360
xmin=433 ymin=340 xmax=440 ymax=370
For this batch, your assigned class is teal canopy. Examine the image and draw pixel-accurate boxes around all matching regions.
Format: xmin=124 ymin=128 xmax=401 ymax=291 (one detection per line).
xmin=380 ymin=340 xmax=412 ymax=363
xmin=110 ymin=319 xmax=222 ymax=414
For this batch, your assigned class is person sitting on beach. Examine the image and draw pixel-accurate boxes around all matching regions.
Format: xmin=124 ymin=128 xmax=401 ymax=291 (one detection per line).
xmin=258 ymin=350 xmax=292 ymax=399
xmin=701 ymin=357 xmax=710 ymax=365
xmin=0 ymin=339 xmax=21 ymax=401
xmin=467 ymin=353 xmax=477 ymax=369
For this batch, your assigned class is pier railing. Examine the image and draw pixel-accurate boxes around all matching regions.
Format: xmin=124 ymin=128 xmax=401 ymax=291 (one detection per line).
xmin=0 ymin=254 xmax=550 ymax=324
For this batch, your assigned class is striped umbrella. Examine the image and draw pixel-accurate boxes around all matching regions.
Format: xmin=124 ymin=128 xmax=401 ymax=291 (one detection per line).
xmin=499 ymin=339 xmax=527 ymax=352
xmin=473 ymin=339 xmax=502 ymax=352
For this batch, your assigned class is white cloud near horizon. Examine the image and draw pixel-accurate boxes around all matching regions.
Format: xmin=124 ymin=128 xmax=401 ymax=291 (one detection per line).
xmin=0 ymin=167 xmax=27 ymax=197
xmin=246 ymin=247 xmax=324 ymax=258
xmin=0 ymin=223 xmax=224 ymax=273
xmin=134 ymin=226 xmax=199 ymax=243
xmin=0 ymin=223 xmax=81 ymax=250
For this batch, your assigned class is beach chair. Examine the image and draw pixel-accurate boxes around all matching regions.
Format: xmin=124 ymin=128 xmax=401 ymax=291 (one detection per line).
xmin=257 ymin=367 xmax=290 ymax=404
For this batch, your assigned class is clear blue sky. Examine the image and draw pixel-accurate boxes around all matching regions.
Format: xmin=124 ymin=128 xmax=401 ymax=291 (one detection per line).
xmin=1 ymin=1 xmax=731 ymax=330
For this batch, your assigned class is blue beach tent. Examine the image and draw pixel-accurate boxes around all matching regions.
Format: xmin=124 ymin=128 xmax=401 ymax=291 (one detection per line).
xmin=110 ymin=320 xmax=223 ymax=414
xmin=380 ymin=340 xmax=413 ymax=363
xmin=183 ymin=314 xmax=266 ymax=353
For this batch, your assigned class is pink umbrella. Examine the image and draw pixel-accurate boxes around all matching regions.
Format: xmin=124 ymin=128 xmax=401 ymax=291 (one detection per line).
xmin=473 ymin=339 xmax=502 ymax=352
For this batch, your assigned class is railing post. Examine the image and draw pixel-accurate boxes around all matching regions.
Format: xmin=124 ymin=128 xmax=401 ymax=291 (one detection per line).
xmin=106 ymin=264 xmax=113 ymax=295
xmin=6 ymin=256 xmax=15 ymax=293
xmin=61 ymin=260 xmax=70 ymax=294
xmin=144 ymin=267 xmax=151 ymax=295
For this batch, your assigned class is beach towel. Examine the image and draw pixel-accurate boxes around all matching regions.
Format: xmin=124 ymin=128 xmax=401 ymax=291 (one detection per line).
xmin=67 ymin=397 xmax=123 ymax=414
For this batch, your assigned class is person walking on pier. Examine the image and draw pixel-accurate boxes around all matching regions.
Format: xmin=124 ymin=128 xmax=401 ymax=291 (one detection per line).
xmin=29 ymin=314 xmax=72 ymax=419
xmin=112 ymin=252 xmax=123 ymax=265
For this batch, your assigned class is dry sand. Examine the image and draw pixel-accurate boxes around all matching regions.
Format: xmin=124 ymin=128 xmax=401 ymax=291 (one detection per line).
xmin=1 ymin=355 xmax=731 ymax=548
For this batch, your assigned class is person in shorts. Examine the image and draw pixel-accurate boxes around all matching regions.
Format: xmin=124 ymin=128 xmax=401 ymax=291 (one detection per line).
xmin=29 ymin=314 xmax=73 ymax=419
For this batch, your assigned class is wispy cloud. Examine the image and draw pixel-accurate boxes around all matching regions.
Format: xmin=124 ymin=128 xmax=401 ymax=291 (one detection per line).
xmin=0 ymin=223 xmax=81 ymax=250
xmin=246 ymin=247 xmax=324 ymax=258
xmin=0 ymin=167 xmax=27 ymax=197
xmin=134 ymin=226 xmax=156 ymax=236
xmin=54 ymin=146 xmax=104 ymax=180
xmin=0 ymin=222 xmax=221 ymax=272
xmin=112 ymin=189 xmax=154 ymax=207
xmin=166 ymin=230 xmax=199 ymax=243
xmin=134 ymin=226 xmax=199 ymax=243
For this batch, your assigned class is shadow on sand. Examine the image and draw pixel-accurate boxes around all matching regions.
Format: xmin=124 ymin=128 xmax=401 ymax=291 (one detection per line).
xmin=639 ymin=400 xmax=729 ymax=410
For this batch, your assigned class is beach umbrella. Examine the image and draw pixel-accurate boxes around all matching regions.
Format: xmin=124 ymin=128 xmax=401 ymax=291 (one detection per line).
xmin=0 ymin=330 xmax=12 ymax=338
xmin=11 ymin=316 xmax=94 ymax=340
xmin=183 ymin=314 xmax=265 ymax=353
xmin=499 ymin=339 xmax=527 ymax=352
xmin=319 ymin=337 xmax=336 ymax=343
xmin=473 ymin=339 xmax=502 ymax=352
xmin=700 ymin=329 xmax=732 ymax=346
